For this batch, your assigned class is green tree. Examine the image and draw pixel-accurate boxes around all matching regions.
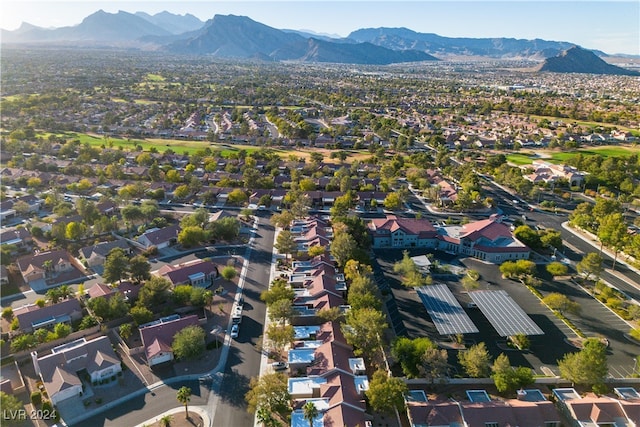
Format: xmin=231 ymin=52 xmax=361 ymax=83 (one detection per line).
xmin=302 ymin=401 xmax=318 ymax=427
xmin=365 ymin=370 xmax=408 ymax=415
xmin=274 ymin=230 xmax=297 ymax=259
xmin=270 ymin=211 xmax=294 ymax=229
xmin=1 ymin=391 xmax=25 ymax=426
xmin=491 ymin=353 xmax=534 ymax=394
xmin=54 ymin=322 xmax=71 ymax=339
xmin=87 ymin=296 xmax=110 ymax=320
xmin=558 ymin=338 xmax=608 ymax=389
xmin=173 ymin=285 xmax=194 ymax=306
xmin=540 ymin=230 xmax=563 ymax=250
xmin=172 ymin=325 xmax=206 ymax=360
xmin=178 ymin=226 xmax=206 ymax=248
xmin=103 ymin=248 xmax=129 ymax=283
xmin=514 ymin=225 xmax=542 ymax=250
xmin=383 ymin=192 xmax=403 ymax=211
xmin=130 ymin=306 xmax=154 ymax=325
xmin=342 ymin=307 xmax=387 ymax=357
xmin=176 ymin=386 xmax=191 ymax=419
xmin=221 ymin=265 xmax=237 ymax=281
xmin=137 ymin=276 xmax=172 ymax=308
xmin=268 ymin=298 xmax=294 ymax=324
xmin=10 ymin=334 xmax=38 ymax=352
xmin=458 ymin=342 xmax=491 ymax=378
xmin=307 ymin=245 xmax=326 ymax=258
xmin=420 ymin=347 xmax=449 ymax=384
xmin=577 ymin=252 xmax=604 ymax=282
xmin=330 ymin=232 xmax=357 ymax=268
xmin=597 ymin=213 xmax=628 ymax=270
xmin=65 ymin=221 xmax=86 ymax=241
xmin=261 ymin=279 xmax=295 ymax=306
xmin=129 ymin=255 xmax=151 ymax=284
xmin=266 ymin=323 xmax=294 ymax=356
xmin=227 ymin=188 xmax=248 ymax=206
xmin=542 ymin=293 xmax=580 ymax=315
xmin=546 ymin=262 xmax=569 ymax=277
xmin=392 ymin=337 xmax=438 ymax=378
xmin=347 ymin=275 xmax=381 ymax=311
xmin=209 ymin=217 xmax=241 ymax=241
xmin=245 ymin=373 xmax=291 ymax=422
xmin=119 ymin=323 xmax=132 ymax=340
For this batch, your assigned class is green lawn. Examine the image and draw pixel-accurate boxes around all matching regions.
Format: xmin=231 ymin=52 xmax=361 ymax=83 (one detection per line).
xmin=506 ymin=153 xmax=535 ymax=165
xmin=548 ymin=145 xmax=640 ymax=162
xmin=145 ymin=73 xmax=166 ymax=82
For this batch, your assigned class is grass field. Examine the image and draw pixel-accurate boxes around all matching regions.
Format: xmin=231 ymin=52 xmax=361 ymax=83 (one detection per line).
xmin=507 ymin=145 xmax=640 ymax=166
xmin=548 ymin=145 xmax=640 ymax=162
xmin=506 ymin=153 xmax=536 ymax=165
xmin=41 ymin=131 xmax=372 ymax=163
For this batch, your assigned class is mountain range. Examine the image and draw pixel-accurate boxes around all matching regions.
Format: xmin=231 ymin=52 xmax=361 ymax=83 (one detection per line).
xmin=1 ymin=10 xmax=638 ymax=72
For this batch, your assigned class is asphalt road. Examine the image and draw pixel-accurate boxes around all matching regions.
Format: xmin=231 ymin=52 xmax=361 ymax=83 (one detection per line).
xmin=481 ymin=181 xmax=640 ymax=299
xmin=212 ymin=212 xmax=273 ymax=427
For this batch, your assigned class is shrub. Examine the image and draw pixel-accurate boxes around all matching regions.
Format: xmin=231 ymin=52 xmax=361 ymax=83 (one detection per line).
xmin=467 ymin=270 xmax=480 ymax=280
xmin=31 ymin=391 xmax=42 ymax=406
xmin=221 ymin=265 xmax=237 ymax=281
xmin=630 ymin=328 xmax=640 ymax=341
xmin=1 ymin=307 xmax=13 ymax=320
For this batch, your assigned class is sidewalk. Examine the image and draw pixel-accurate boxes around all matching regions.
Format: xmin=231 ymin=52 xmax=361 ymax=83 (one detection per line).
xmin=133 ymin=405 xmax=211 ymax=427
xmin=561 ymin=221 xmax=640 ymax=278
xmin=62 ymin=216 xmax=261 ymax=427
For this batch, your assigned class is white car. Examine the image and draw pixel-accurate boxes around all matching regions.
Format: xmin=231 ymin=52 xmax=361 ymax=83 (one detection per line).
xmin=271 ymin=361 xmax=287 ymax=371
xmin=230 ymin=324 xmax=239 ymax=338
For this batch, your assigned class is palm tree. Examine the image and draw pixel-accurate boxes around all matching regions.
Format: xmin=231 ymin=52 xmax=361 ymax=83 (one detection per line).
xmin=256 ymin=407 xmax=277 ymax=427
xmin=42 ymin=260 xmax=53 ymax=278
xmin=176 ymin=386 xmax=191 ymax=419
xmin=303 ymin=401 xmax=318 ymax=427
xmin=203 ymin=290 xmax=214 ymax=312
xmin=159 ymin=415 xmax=172 ymax=427
xmin=58 ymin=285 xmax=72 ymax=300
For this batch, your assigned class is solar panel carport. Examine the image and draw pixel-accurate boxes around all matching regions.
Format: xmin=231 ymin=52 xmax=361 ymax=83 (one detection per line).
xmin=469 ymin=290 xmax=544 ymax=337
xmin=417 ymin=284 xmax=479 ymax=335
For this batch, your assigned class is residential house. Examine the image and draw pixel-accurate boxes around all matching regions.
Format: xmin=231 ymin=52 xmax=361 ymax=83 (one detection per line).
xmin=405 ymin=388 xmax=561 ymax=427
xmin=0 ymin=227 xmax=33 ymax=251
xmin=16 ymin=249 xmax=76 ymax=285
xmin=87 ymin=283 xmax=116 ymax=300
xmin=526 ymin=160 xmax=585 ymax=188
xmin=15 ymin=299 xmax=83 ymax=333
xmin=156 ymin=260 xmax=219 ymax=288
xmin=78 ymin=240 xmax=132 ymax=268
xmin=139 ymin=314 xmax=199 ymax=366
xmin=553 ymin=388 xmax=638 ymax=427
xmin=137 ymin=224 xmax=180 ymax=249
xmin=31 ymin=336 xmax=121 ymax=405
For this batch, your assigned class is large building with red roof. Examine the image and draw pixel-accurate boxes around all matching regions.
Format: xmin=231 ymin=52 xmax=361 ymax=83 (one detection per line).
xmin=369 ymin=215 xmax=530 ymax=263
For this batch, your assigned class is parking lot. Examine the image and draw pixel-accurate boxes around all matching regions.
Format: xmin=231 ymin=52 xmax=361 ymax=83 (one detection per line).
xmin=373 ymin=249 xmax=639 ymax=378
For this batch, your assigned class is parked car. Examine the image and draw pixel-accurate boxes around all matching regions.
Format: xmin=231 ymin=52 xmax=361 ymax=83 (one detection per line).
xmin=271 ymin=361 xmax=287 ymax=371
xmin=230 ymin=324 xmax=239 ymax=338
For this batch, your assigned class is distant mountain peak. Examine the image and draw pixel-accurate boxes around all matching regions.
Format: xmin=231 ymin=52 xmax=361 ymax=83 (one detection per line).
xmin=537 ymin=45 xmax=639 ymax=75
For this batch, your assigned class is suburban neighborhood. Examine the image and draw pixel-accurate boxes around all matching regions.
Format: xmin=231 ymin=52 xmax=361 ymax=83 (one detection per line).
xmin=1 ymin=12 xmax=640 ymax=427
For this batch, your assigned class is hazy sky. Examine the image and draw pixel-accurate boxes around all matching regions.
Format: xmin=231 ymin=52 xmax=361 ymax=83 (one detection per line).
xmin=1 ymin=1 xmax=639 ymax=55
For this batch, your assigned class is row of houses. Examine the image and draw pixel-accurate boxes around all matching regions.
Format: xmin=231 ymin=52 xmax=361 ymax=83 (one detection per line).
xmin=405 ymin=386 xmax=640 ymax=427
xmin=368 ymin=214 xmax=530 ymax=264
xmin=279 ymin=216 xmax=371 ymax=427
